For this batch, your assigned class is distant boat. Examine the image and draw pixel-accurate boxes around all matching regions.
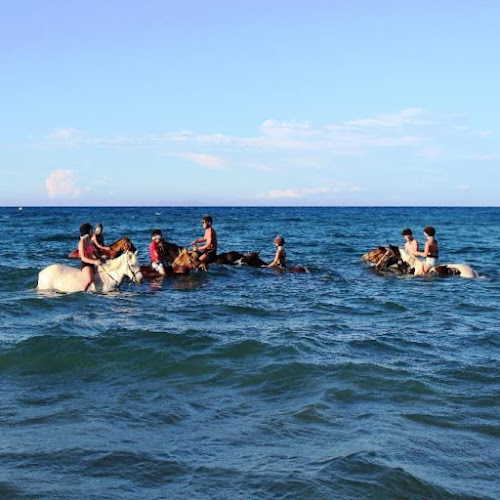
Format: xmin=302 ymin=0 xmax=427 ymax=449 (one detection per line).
xmin=18 ymin=206 xmax=23 ymax=211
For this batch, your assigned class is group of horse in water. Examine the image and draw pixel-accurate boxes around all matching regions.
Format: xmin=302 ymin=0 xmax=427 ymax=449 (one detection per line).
xmin=36 ymin=235 xmax=479 ymax=294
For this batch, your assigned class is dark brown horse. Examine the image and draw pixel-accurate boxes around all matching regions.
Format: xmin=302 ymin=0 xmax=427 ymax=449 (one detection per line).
xmin=216 ymin=250 xmax=309 ymax=272
xmin=67 ymin=236 xmax=137 ymax=259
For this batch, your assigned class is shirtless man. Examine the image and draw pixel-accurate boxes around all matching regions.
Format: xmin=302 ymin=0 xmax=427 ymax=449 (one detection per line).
xmin=414 ymin=226 xmax=439 ymax=274
xmin=402 ymin=228 xmax=419 ymax=254
xmin=190 ymin=215 xmax=218 ymax=267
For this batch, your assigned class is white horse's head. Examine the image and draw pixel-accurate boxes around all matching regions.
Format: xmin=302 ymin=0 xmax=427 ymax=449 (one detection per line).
xmin=125 ymin=250 xmax=143 ymax=284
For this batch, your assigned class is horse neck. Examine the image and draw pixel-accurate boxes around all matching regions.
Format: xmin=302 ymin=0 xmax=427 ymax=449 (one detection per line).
xmin=110 ymin=237 xmax=127 ymax=250
xmin=401 ymin=249 xmax=424 ymax=272
xmin=172 ymin=250 xmax=194 ymax=271
xmin=97 ymin=254 xmax=128 ymax=289
xmin=102 ymin=253 xmax=126 ymax=271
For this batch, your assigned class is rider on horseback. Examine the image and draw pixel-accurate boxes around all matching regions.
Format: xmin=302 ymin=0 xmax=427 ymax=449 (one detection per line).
xmin=150 ymin=229 xmax=167 ymax=276
xmin=413 ymin=226 xmax=439 ymax=274
xmin=78 ymin=222 xmax=104 ymax=291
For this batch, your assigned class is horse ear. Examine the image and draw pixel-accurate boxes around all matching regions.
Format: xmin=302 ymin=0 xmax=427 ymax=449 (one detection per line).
xmin=134 ymin=250 xmax=139 ymax=256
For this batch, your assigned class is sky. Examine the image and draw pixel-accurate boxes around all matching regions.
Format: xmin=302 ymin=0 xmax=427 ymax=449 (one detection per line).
xmin=1 ymin=0 xmax=499 ymax=206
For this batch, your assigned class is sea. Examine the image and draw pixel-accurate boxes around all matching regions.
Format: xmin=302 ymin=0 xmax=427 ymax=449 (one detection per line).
xmin=0 ymin=206 xmax=499 ymax=500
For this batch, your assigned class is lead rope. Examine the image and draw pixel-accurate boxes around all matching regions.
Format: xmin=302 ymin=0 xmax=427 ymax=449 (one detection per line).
xmin=97 ymin=263 xmax=122 ymax=291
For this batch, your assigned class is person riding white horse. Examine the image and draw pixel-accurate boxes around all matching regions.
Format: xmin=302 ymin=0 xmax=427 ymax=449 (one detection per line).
xmin=37 ymin=251 xmax=143 ymax=293
xmin=398 ymin=248 xmax=478 ymax=278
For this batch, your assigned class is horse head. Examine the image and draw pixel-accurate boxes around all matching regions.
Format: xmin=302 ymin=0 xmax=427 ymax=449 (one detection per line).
xmin=171 ymin=248 xmax=199 ymax=274
xmin=362 ymin=245 xmax=401 ymax=269
xmin=125 ymin=250 xmax=143 ymax=284
xmin=108 ymin=236 xmax=137 ymax=259
xmin=241 ymin=251 xmax=267 ymax=267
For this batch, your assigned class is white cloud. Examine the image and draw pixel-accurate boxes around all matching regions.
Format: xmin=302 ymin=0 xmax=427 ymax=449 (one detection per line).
xmin=455 ymin=184 xmax=470 ymax=190
xmin=176 ymin=153 xmax=226 ymax=169
xmin=42 ymin=108 xmax=481 ymax=165
xmin=256 ymin=187 xmax=329 ymax=199
xmin=345 ymin=108 xmax=428 ymax=128
xmin=45 ymin=170 xmax=81 ymax=199
xmin=49 ymin=128 xmax=81 ymax=140
xmin=473 ymin=154 xmax=500 ymax=160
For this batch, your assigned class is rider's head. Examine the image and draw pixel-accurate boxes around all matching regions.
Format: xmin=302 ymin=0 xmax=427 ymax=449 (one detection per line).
xmin=95 ymin=223 xmax=103 ymax=234
xmin=402 ymin=228 xmax=412 ymax=237
xmin=423 ymin=226 xmax=436 ymax=237
xmin=274 ymin=235 xmax=285 ymax=246
xmin=151 ymin=229 xmax=162 ymax=240
xmin=201 ymin=215 xmax=213 ymax=227
xmin=80 ymin=222 xmax=92 ymax=237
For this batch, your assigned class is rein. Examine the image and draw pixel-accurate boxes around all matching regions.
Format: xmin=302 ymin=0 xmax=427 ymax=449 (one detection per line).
xmin=97 ymin=253 xmax=141 ymax=290
xmin=375 ymin=249 xmax=390 ymax=268
xmin=97 ymin=262 xmax=122 ymax=290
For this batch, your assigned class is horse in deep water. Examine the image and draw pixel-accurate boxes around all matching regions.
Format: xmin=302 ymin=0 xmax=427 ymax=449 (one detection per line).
xmin=362 ymin=245 xmax=478 ymax=278
xmin=38 ymin=251 xmax=143 ymax=293
xmin=397 ymin=248 xmax=479 ymax=278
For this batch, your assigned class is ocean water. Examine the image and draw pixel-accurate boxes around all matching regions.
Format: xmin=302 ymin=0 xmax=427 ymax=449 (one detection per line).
xmin=0 ymin=206 xmax=499 ymax=500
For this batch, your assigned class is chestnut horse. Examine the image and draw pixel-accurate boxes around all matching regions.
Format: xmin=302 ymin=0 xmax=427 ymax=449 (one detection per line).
xmin=362 ymin=245 xmax=410 ymax=275
xmin=68 ymin=236 xmax=137 ymax=259
xmin=171 ymin=248 xmax=202 ymax=274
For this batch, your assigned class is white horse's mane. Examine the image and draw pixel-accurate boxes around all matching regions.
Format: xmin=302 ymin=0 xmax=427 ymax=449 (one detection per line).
xmin=101 ymin=252 xmax=128 ymax=271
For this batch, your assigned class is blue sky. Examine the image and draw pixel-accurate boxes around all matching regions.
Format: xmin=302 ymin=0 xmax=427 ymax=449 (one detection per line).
xmin=1 ymin=1 xmax=499 ymax=206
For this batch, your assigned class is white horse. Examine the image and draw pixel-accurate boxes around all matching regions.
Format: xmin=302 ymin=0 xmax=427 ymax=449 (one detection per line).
xmin=398 ymin=248 xmax=478 ymax=278
xmin=37 ymin=251 xmax=143 ymax=293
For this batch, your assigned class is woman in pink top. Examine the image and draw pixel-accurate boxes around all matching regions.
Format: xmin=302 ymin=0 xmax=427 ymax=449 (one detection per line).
xmin=78 ymin=222 xmax=103 ymax=291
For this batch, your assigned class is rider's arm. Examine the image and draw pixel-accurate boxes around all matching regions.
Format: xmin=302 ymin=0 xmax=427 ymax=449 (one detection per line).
xmin=266 ymin=248 xmax=281 ymax=267
xmin=92 ymin=234 xmax=111 ymax=251
xmin=414 ymin=241 xmax=430 ymax=257
xmin=197 ymin=229 xmax=212 ymax=251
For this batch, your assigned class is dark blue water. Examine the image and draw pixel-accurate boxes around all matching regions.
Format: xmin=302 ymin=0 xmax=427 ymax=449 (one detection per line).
xmin=1 ymin=207 xmax=499 ymax=499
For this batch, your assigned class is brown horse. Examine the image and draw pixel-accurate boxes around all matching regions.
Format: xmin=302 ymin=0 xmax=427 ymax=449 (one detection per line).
xmin=362 ymin=245 xmax=411 ymax=275
xmin=67 ymin=236 xmax=137 ymax=260
xmin=171 ymin=248 xmax=202 ymax=274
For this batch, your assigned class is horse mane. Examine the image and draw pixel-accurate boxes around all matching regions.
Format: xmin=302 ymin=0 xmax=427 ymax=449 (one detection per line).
xmin=100 ymin=251 xmax=129 ymax=272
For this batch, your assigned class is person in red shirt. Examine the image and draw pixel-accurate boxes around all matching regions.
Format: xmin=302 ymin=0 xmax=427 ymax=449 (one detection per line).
xmin=149 ymin=229 xmax=166 ymax=276
xmin=190 ymin=215 xmax=218 ymax=267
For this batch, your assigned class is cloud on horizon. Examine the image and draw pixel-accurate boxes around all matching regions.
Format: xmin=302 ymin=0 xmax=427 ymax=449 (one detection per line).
xmin=45 ymin=170 xmax=81 ymax=199
xmin=174 ymin=153 xmax=226 ymax=169
xmin=256 ymin=187 xmax=330 ymax=199
xmin=44 ymin=108 xmax=438 ymax=155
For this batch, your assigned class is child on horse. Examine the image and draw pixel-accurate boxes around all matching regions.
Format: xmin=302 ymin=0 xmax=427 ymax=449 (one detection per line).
xmin=266 ymin=236 xmax=287 ymax=269
xmin=149 ymin=229 xmax=167 ymax=276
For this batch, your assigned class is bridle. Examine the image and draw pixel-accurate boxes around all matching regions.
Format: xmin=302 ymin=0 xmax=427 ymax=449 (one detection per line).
xmin=173 ymin=250 xmax=199 ymax=272
xmin=126 ymin=255 xmax=142 ymax=284
xmin=97 ymin=252 xmax=142 ymax=289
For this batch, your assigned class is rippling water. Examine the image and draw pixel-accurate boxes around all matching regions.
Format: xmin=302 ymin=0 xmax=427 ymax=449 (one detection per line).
xmin=1 ymin=207 xmax=499 ymax=499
